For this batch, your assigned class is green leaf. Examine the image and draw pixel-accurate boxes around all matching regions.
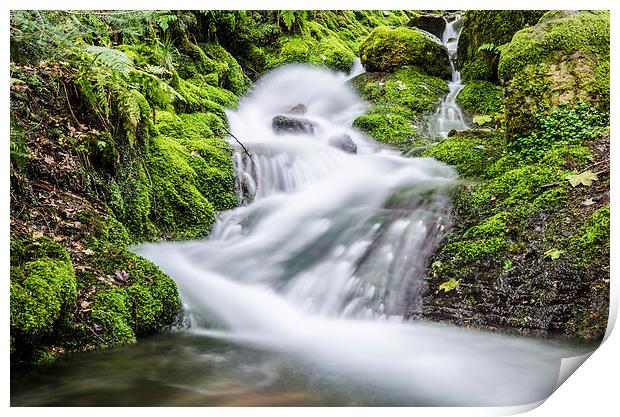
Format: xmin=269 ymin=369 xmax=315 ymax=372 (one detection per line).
xmin=503 ymin=259 xmax=513 ymax=270
xmin=438 ymin=278 xmax=460 ymax=292
xmin=473 ymin=115 xmax=493 ymax=126
xmin=566 ymin=170 xmax=598 ymax=187
xmin=544 ymin=248 xmax=564 ymax=260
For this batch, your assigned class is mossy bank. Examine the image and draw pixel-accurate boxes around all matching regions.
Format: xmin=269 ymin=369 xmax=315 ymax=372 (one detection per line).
xmin=10 ymin=10 xmax=418 ymax=365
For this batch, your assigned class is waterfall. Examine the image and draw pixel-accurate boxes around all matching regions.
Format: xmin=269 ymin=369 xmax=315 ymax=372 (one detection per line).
xmin=429 ymin=14 xmax=469 ymax=137
xmin=133 ymin=63 xmax=578 ymax=406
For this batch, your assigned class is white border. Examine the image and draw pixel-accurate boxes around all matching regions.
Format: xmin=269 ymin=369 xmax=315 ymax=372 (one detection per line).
xmin=2 ymin=1 xmax=617 ymax=416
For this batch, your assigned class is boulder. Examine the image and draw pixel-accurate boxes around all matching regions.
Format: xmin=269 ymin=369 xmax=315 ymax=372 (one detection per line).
xmin=457 ymin=10 xmax=546 ymax=81
xmin=359 ymin=26 xmax=451 ymax=78
xmin=498 ymin=11 xmax=609 ymax=140
xmin=328 ymin=134 xmax=357 ymax=154
xmin=272 ymin=115 xmax=316 ymax=135
xmin=407 ymin=14 xmax=446 ymax=39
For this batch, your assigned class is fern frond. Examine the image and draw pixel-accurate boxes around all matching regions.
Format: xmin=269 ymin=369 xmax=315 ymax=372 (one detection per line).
xmin=85 ymin=45 xmax=134 ymax=76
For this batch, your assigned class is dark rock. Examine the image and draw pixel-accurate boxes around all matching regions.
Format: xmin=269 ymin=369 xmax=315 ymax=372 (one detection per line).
xmin=272 ymin=115 xmax=315 ymax=135
xmin=328 ymin=134 xmax=357 ymax=154
xmin=407 ymin=14 xmax=446 ymax=39
xmin=288 ymin=103 xmax=307 ymax=114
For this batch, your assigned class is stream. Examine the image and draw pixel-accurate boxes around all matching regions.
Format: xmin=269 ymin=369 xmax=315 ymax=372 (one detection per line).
xmin=10 ymin=19 xmax=595 ymax=407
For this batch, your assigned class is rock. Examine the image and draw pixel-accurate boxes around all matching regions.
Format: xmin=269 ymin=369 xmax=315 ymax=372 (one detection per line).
xmin=272 ymin=115 xmax=316 ymax=135
xmin=288 ymin=103 xmax=307 ymax=114
xmin=328 ymin=134 xmax=357 ymax=154
xmin=457 ymin=10 xmax=546 ymax=81
xmin=498 ymin=11 xmax=610 ymax=140
xmin=359 ymin=26 xmax=451 ymax=78
xmin=407 ymin=14 xmax=446 ymax=39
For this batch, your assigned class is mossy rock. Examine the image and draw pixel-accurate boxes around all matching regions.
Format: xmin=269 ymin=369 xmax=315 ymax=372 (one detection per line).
xmin=10 ymin=238 xmax=77 ymax=363
xmin=359 ymin=26 xmax=451 ymax=77
xmin=456 ymin=80 xmax=504 ymax=117
xmin=498 ymin=11 xmax=610 ymax=140
xmin=458 ymin=10 xmax=546 ymax=82
xmin=414 ymin=129 xmax=607 ymax=340
xmin=350 ymin=66 xmax=449 ymax=150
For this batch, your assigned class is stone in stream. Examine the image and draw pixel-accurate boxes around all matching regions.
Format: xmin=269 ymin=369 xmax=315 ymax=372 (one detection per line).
xmin=328 ymin=133 xmax=357 ymax=154
xmin=272 ymin=115 xmax=316 ymax=135
xmin=287 ymin=103 xmax=307 ymax=114
xmin=407 ymin=14 xmax=446 ymax=39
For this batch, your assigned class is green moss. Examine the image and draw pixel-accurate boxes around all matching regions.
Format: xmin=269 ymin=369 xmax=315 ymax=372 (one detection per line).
xmin=498 ymin=11 xmax=610 ymax=81
xmin=498 ymin=11 xmax=610 ymax=140
xmin=10 ymin=239 xmax=77 ymax=360
xmin=573 ymin=206 xmax=610 ymax=263
xmin=90 ymin=289 xmax=136 ymax=346
xmin=199 ymin=42 xmax=252 ymax=96
xmin=351 ymin=66 xmax=448 ymax=150
xmin=459 ymin=10 xmax=546 ymax=82
xmin=359 ymin=26 xmax=451 ymax=77
xmin=464 ymin=212 xmax=512 ymax=238
xmin=353 ymin=106 xmax=418 ymax=149
xmin=442 ymin=237 xmax=510 ymax=263
xmin=421 ymin=131 xmax=505 ymax=178
xmin=456 ymin=80 xmax=504 ymax=115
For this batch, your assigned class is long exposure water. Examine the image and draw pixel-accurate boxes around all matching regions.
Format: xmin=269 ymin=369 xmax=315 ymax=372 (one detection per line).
xmin=11 ymin=63 xmax=594 ymax=407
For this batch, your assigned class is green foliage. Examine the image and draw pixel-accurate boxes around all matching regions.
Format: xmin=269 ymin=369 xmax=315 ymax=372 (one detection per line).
xmin=510 ymin=102 xmax=604 ymax=162
xmin=359 ymin=26 xmax=451 ymax=77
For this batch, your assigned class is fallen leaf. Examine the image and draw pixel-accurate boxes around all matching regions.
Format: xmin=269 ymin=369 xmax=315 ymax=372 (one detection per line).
xmin=544 ymin=248 xmax=564 ymax=260
xmin=438 ymin=278 xmax=460 ymax=292
xmin=115 ymin=270 xmax=129 ymax=282
xmin=567 ymin=170 xmax=598 ymax=187
xmin=473 ymin=115 xmax=493 ymax=126
xmin=581 ymin=198 xmax=596 ymax=206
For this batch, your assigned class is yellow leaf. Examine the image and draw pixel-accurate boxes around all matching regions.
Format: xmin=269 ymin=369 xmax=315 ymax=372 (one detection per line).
xmin=567 ymin=170 xmax=598 ymax=187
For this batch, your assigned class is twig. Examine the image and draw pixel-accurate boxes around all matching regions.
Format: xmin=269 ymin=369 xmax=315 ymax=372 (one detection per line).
xmin=61 ymin=81 xmax=80 ymax=125
xmin=221 ymin=126 xmax=254 ymax=161
xmin=75 ymin=315 xmax=108 ymax=345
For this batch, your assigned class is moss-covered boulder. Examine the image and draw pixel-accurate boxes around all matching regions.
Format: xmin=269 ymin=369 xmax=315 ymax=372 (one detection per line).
xmin=359 ymin=26 xmax=451 ymax=77
xmin=350 ymin=66 xmax=449 ymax=150
xmin=498 ymin=11 xmax=610 ymax=141
xmin=414 ymin=128 xmax=609 ymax=340
xmin=10 ymin=238 xmax=77 ymax=363
xmin=458 ymin=10 xmax=545 ymax=82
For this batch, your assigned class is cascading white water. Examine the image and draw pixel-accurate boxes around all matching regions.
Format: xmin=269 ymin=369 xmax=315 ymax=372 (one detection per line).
xmin=135 ymin=63 xmax=585 ymax=406
xmin=429 ymin=14 xmax=469 ymax=137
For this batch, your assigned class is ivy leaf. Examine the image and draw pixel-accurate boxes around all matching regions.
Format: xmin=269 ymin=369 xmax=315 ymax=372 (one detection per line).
xmin=544 ymin=249 xmax=564 ymax=260
xmin=438 ymin=278 xmax=460 ymax=292
xmin=566 ymin=170 xmax=598 ymax=187
xmin=473 ymin=115 xmax=493 ymax=126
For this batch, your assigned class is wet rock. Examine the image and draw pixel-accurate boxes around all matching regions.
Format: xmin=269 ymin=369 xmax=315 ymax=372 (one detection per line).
xmin=272 ymin=115 xmax=316 ymax=135
xmin=328 ymin=134 xmax=357 ymax=154
xmin=407 ymin=14 xmax=446 ymax=39
xmin=287 ymin=103 xmax=307 ymax=114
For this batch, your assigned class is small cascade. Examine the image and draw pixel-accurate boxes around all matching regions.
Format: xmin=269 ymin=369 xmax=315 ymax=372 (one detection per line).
xmin=429 ymin=14 xmax=469 ymax=137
